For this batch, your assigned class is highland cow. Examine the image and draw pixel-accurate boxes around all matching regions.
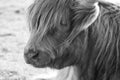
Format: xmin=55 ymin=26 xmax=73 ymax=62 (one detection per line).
xmin=24 ymin=0 xmax=120 ymax=80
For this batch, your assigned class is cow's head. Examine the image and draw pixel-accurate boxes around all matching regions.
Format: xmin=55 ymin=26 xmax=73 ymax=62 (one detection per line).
xmin=24 ymin=0 xmax=99 ymax=69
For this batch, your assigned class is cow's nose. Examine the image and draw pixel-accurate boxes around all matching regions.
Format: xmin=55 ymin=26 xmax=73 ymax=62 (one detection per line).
xmin=24 ymin=47 xmax=52 ymax=67
xmin=24 ymin=48 xmax=38 ymax=63
xmin=24 ymin=48 xmax=37 ymax=59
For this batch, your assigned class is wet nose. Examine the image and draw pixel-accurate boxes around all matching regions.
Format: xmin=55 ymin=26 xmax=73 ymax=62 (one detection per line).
xmin=24 ymin=47 xmax=37 ymax=58
xmin=24 ymin=48 xmax=51 ymax=67
xmin=24 ymin=48 xmax=38 ymax=62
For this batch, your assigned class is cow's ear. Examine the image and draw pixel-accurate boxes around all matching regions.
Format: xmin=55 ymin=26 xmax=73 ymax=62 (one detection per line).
xmin=76 ymin=0 xmax=98 ymax=7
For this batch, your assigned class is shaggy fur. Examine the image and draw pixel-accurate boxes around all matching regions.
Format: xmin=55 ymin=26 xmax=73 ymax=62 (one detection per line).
xmin=24 ymin=0 xmax=120 ymax=80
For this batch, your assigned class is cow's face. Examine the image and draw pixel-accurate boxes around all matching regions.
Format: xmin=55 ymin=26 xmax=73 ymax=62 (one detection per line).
xmin=24 ymin=0 xmax=97 ymax=69
xmin=24 ymin=0 xmax=76 ymax=69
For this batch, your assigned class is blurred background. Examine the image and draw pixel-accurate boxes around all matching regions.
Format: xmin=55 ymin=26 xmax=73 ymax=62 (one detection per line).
xmin=0 ymin=0 xmax=120 ymax=80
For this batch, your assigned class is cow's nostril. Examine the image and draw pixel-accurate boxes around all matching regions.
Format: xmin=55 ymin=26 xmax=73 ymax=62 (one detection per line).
xmin=24 ymin=48 xmax=38 ymax=58
xmin=28 ymin=52 xmax=39 ymax=59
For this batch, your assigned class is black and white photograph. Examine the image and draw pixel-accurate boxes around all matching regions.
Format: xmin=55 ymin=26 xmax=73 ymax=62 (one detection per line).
xmin=0 ymin=0 xmax=120 ymax=80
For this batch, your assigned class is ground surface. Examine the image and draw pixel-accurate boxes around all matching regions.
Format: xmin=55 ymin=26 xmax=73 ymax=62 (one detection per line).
xmin=0 ymin=0 xmax=120 ymax=80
